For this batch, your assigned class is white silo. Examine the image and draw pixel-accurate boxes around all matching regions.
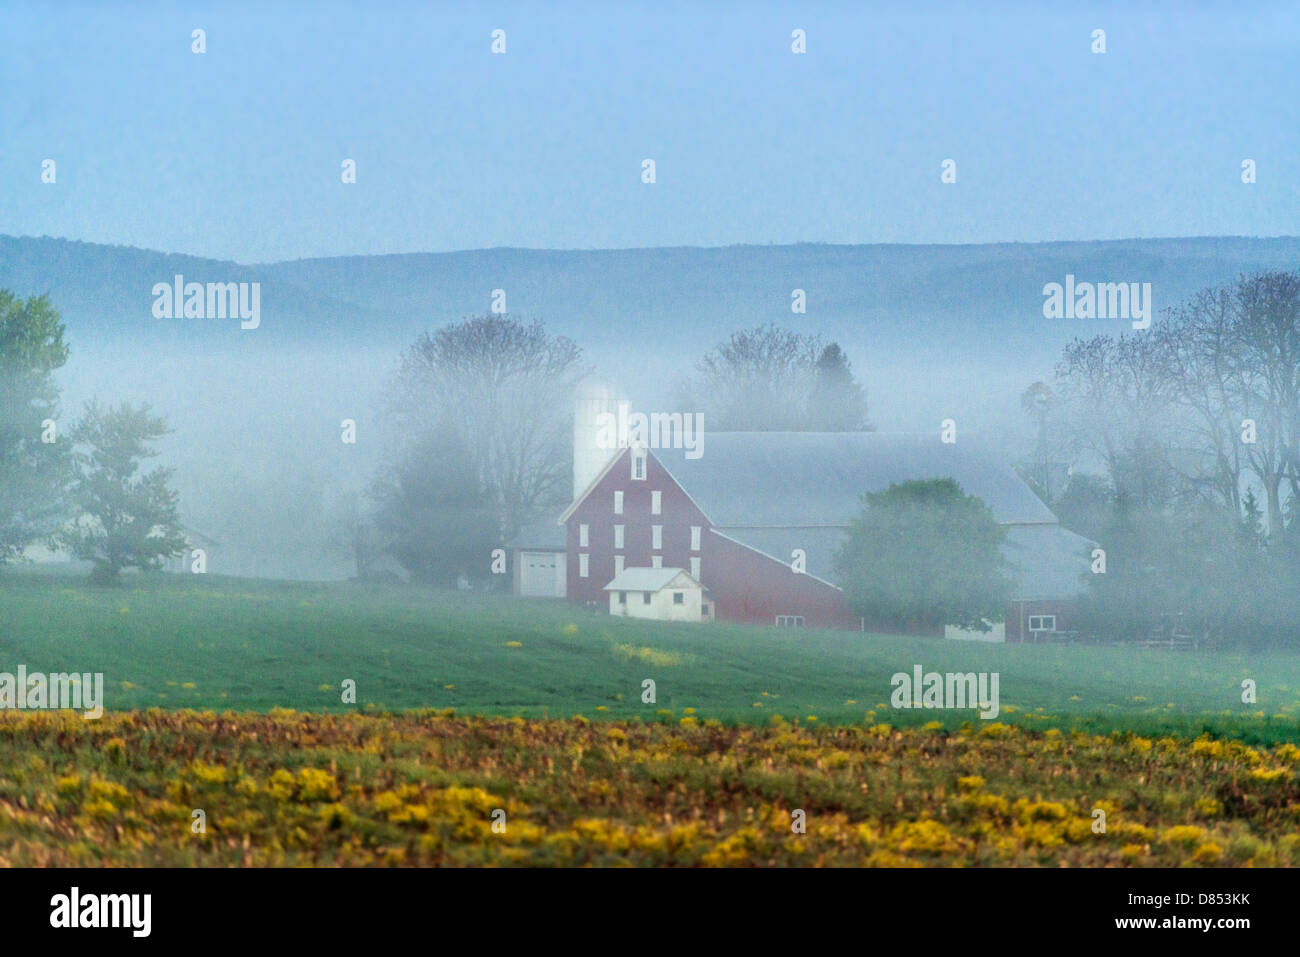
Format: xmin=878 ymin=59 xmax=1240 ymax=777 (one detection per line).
xmin=572 ymin=377 xmax=624 ymax=502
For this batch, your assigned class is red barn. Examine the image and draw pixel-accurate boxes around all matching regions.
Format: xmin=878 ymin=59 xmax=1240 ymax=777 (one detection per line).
xmin=556 ymin=442 xmax=861 ymax=629
xmin=507 ymin=394 xmax=1095 ymax=640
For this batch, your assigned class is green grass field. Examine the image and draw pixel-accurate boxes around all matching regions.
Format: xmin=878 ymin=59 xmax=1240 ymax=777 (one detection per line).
xmin=1 ymin=568 xmax=1297 ymax=742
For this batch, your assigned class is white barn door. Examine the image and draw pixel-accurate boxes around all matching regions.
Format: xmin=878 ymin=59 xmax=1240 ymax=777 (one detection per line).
xmin=520 ymin=551 xmax=565 ymax=597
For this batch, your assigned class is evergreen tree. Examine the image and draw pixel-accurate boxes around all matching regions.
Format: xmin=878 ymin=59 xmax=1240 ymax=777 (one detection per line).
xmin=683 ymin=326 xmax=869 ymax=431
xmin=809 ymin=343 xmax=870 ymax=431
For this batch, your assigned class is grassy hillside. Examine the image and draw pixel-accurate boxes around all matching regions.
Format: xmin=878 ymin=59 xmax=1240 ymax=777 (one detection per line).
xmin=1 ymin=570 xmax=1296 ymax=741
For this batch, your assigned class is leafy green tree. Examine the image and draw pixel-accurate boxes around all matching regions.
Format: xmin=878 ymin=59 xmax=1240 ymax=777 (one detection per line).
xmin=0 ymin=291 xmax=71 ymax=562
xmin=834 ymin=478 xmax=1013 ymax=632
xmin=62 ymin=401 xmax=187 ymax=584
xmin=372 ymin=429 xmax=498 ymax=586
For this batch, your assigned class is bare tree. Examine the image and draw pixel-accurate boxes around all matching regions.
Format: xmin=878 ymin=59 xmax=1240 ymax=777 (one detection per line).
xmin=1155 ymin=285 xmax=1248 ymax=515
xmin=1050 ymin=270 xmax=1300 ymax=646
xmin=1053 ymin=332 xmax=1176 ymax=510
xmin=682 ymin=324 xmax=868 ymax=430
xmin=388 ymin=315 xmax=587 ymax=538
xmin=1231 ymin=270 xmax=1300 ymax=542
xmin=1055 ymin=270 xmax=1300 ymax=542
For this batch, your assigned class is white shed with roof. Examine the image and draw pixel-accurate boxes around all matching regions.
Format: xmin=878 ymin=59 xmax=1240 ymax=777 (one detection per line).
xmin=604 ymin=566 xmax=713 ymax=623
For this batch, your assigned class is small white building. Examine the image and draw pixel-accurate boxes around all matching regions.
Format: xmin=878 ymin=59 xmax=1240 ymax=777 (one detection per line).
xmin=505 ymin=522 xmax=567 ymax=598
xmin=165 ymin=527 xmax=219 ymax=575
xmin=604 ymin=567 xmax=713 ymax=623
xmin=944 ymin=621 xmax=1007 ymax=642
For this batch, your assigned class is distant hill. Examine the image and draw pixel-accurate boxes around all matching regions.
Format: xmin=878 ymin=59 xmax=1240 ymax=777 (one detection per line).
xmin=0 ymin=235 xmax=392 ymax=348
xmin=4 ymin=233 xmax=1298 ymax=363
xmin=261 ymin=237 xmax=1300 ymax=352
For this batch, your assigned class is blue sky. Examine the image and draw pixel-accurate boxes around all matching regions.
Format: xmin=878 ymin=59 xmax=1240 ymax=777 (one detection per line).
xmin=1 ymin=0 xmax=1296 ymax=262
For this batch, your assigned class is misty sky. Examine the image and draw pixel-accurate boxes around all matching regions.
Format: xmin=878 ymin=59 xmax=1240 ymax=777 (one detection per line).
xmin=1 ymin=0 xmax=1297 ymax=263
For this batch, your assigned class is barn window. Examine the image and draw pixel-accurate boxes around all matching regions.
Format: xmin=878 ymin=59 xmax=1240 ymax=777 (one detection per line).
xmin=775 ymin=615 xmax=805 ymax=628
xmin=613 ymin=524 xmax=624 ymax=549
xmin=614 ymin=555 xmax=624 ymax=575
xmin=672 ymin=592 xmax=684 ymax=605
xmin=690 ymin=526 xmax=701 ymax=551
xmin=651 ymin=555 xmax=662 ymax=568
xmin=631 ymin=449 xmax=647 ymax=481
xmin=642 ymin=592 xmax=651 ymax=604
xmin=614 ymin=490 xmax=624 ymax=514
xmin=690 ymin=556 xmax=700 ymax=579
xmin=652 ymin=525 xmax=662 ymax=549
xmin=701 ymin=603 xmax=710 ymax=617
xmin=579 ymin=554 xmax=589 ymax=578
xmin=651 ymin=490 xmax=661 ymax=515
xmin=579 ymin=523 xmax=589 ymax=547
xmin=618 ymin=591 xmax=627 ymax=605
xmin=1028 ymin=615 xmax=1056 ymax=632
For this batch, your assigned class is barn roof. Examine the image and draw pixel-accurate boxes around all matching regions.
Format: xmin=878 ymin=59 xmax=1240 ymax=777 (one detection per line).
xmin=180 ymin=525 xmax=220 ymax=547
xmin=709 ymin=525 xmax=845 ymax=583
xmin=603 ymin=566 xmax=701 ymax=592
xmin=652 ymin=432 xmax=1057 ymax=527
xmin=708 ymin=522 xmax=1094 ymax=602
xmin=1002 ymin=524 xmax=1094 ymax=600
xmin=506 ymin=522 xmax=567 ymax=551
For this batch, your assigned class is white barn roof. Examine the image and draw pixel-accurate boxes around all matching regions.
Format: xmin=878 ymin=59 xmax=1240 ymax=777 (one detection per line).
xmin=653 ymin=432 xmax=1058 ymax=526
xmin=1001 ymin=524 xmax=1094 ymax=599
xmin=603 ymin=567 xmax=701 ymax=592
xmin=506 ymin=522 xmax=567 ymax=550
